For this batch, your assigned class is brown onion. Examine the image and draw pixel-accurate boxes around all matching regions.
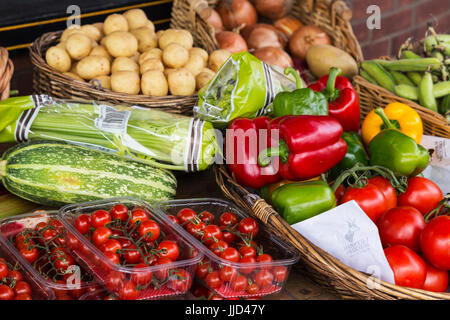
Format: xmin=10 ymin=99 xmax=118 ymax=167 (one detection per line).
xmin=204 ymin=9 xmax=224 ymax=33
xmin=289 ymin=25 xmax=331 ymax=60
xmin=217 ymin=0 xmax=258 ymax=30
xmin=242 ymin=23 xmax=288 ymax=51
xmin=274 ymin=17 xmax=303 ymax=37
xmin=216 ymin=31 xmax=248 ymax=53
xmin=253 ymin=47 xmax=293 ymax=68
xmin=254 ymin=0 xmax=293 ymax=20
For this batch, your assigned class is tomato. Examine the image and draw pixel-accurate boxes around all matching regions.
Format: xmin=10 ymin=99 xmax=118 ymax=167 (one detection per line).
xmin=169 ymin=269 xmax=192 ymax=292
xmin=92 ymin=226 xmax=112 ymax=247
xmin=196 ymin=263 xmax=210 ymax=279
xmin=19 ymin=246 xmax=39 ymax=264
xmin=167 ymin=215 xmax=180 ymax=225
xmin=272 ymin=266 xmax=288 ymax=283
xmin=398 ymin=177 xmax=444 ymax=215
xmin=50 ymin=247 xmax=75 ymax=271
xmin=34 ymin=222 xmax=47 ymax=232
xmin=13 ymin=281 xmax=31 ymax=296
xmin=192 ymin=285 xmax=209 ymax=298
xmin=422 ymin=260 xmax=449 ymax=292
xmin=131 ymin=263 xmax=153 ymax=285
xmin=254 ymin=270 xmax=274 ymax=289
xmin=377 ymin=206 xmax=426 ymax=252
xmin=105 ymin=270 xmax=124 ymax=292
xmin=0 ymin=284 xmax=14 ymax=300
xmin=40 ymin=228 xmax=58 ymax=244
xmin=239 ymin=256 xmax=256 ymax=274
xmin=186 ymin=221 xmax=206 ymax=239
xmin=209 ymin=240 xmax=229 ymax=256
xmin=0 ymin=262 xmax=8 ymax=279
xmin=120 ymin=280 xmax=139 ymax=300
xmin=220 ymin=247 xmax=240 ymax=263
xmin=56 ymin=294 xmax=73 ymax=300
xmin=384 ymin=245 xmax=427 ymax=289
xmin=129 ymin=208 xmax=149 ymax=226
xmin=201 ymin=225 xmax=223 ymax=246
xmin=198 ymin=211 xmax=215 ymax=225
xmin=247 ymin=283 xmax=260 ymax=295
xmin=230 ymin=274 xmax=248 ymax=292
xmin=68 ymin=286 xmax=85 ymax=300
xmin=238 ymin=217 xmax=259 ymax=237
xmin=205 ymin=271 xmax=222 ymax=289
xmin=90 ymin=210 xmax=112 ymax=228
xmin=123 ymin=245 xmax=140 ymax=264
xmin=341 ymin=184 xmax=388 ymax=223
xmin=219 ymin=266 xmax=238 ymax=282
xmin=104 ymin=251 xmax=120 ymax=265
xmin=239 ymin=245 xmax=256 ymax=258
xmin=177 ymin=208 xmax=197 ymax=226
xmin=117 ymin=238 xmax=132 ymax=249
xmin=14 ymin=293 xmax=32 ymax=300
xmin=7 ymin=270 xmax=22 ymax=282
xmin=154 ymin=257 xmax=172 ymax=280
xmin=110 ymin=204 xmax=129 ymax=222
xmin=101 ymin=239 xmax=123 ymax=255
xmin=220 ymin=227 xmax=236 ymax=244
xmin=157 ymin=240 xmax=179 ymax=261
xmin=420 ymin=215 xmax=450 ymax=271
xmin=334 ymin=184 xmax=346 ymax=204
xmin=138 ymin=219 xmax=160 ymax=243
xmin=256 ymin=253 xmax=273 ymax=264
xmin=218 ymin=212 xmax=238 ymax=227
xmin=368 ymin=176 xmax=397 ymax=211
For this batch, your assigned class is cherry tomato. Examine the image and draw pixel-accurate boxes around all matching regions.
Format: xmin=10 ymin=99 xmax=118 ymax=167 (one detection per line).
xmin=209 ymin=240 xmax=229 ymax=256
xmin=341 ymin=184 xmax=388 ymax=223
xmin=239 ymin=245 xmax=256 ymax=258
xmin=50 ymin=247 xmax=75 ymax=271
xmin=0 ymin=284 xmax=14 ymax=300
xmin=169 ymin=269 xmax=192 ymax=292
xmin=272 ymin=266 xmax=288 ymax=283
xmin=105 ymin=270 xmax=124 ymax=292
xmin=177 ymin=208 xmax=197 ymax=226
xmin=196 ymin=263 xmax=210 ymax=279
xmin=34 ymin=222 xmax=47 ymax=232
xmin=218 ymin=212 xmax=238 ymax=227
xmin=138 ymin=219 xmax=160 ymax=243
xmin=110 ymin=204 xmax=129 ymax=222
xmin=398 ymin=177 xmax=444 ymax=215
xmin=167 ymin=215 xmax=180 ymax=224
xmin=90 ymin=210 xmax=112 ymax=228
xmin=422 ymin=260 xmax=449 ymax=292
xmin=205 ymin=271 xmax=222 ymax=289
xmin=13 ymin=281 xmax=31 ymax=296
xmin=186 ymin=221 xmax=206 ymax=239
xmin=220 ymin=227 xmax=236 ymax=244
xmin=7 ymin=270 xmax=22 ymax=282
xmin=238 ymin=217 xmax=259 ymax=237
xmin=123 ymin=245 xmax=140 ymax=264
xmin=157 ymin=240 xmax=179 ymax=261
xmin=14 ymin=293 xmax=32 ymax=300
xmin=92 ymin=226 xmax=112 ymax=247
xmin=0 ymin=262 xmax=8 ymax=279
xmin=40 ymin=228 xmax=58 ymax=244
xmin=256 ymin=253 xmax=273 ymax=264
xmin=201 ymin=224 xmax=223 ymax=246
xmin=220 ymin=247 xmax=240 ymax=263
xmin=154 ymin=257 xmax=172 ymax=280
xmin=219 ymin=266 xmax=238 ymax=282
xmin=104 ymin=251 xmax=120 ymax=264
xmin=101 ymin=239 xmax=122 ymax=255
xmin=19 ymin=246 xmax=39 ymax=264
xmin=198 ymin=211 xmax=215 ymax=225
xmin=239 ymin=256 xmax=256 ymax=274
xmin=254 ymin=269 xmax=274 ymax=289
xmin=247 ymin=283 xmax=260 ymax=295
xmin=230 ymin=274 xmax=248 ymax=292
xmin=120 ymin=281 xmax=139 ymax=300
xmin=129 ymin=208 xmax=149 ymax=226
xmin=384 ymin=245 xmax=427 ymax=289
xmin=368 ymin=176 xmax=397 ymax=211
xmin=377 ymin=206 xmax=425 ymax=252
xmin=74 ymin=215 xmax=91 ymax=235
xmin=420 ymin=215 xmax=450 ymax=271
xmin=131 ymin=263 xmax=153 ymax=285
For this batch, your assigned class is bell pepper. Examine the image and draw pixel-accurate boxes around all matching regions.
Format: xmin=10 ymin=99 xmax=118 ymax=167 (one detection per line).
xmin=328 ymin=131 xmax=369 ymax=181
xmin=369 ymin=129 xmax=429 ymax=177
xmin=271 ymin=180 xmax=337 ymax=225
xmin=258 ymin=115 xmax=347 ymax=181
xmin=260 ymin=176 xmax=319 ymax=204
xmin=308 ymin=67 xmax=361 ymax=132
xmin=225 ymin=117 xmax=281 ymax=189
xmin=272 ymin=68 xmax=328 ymax=118
xmin=361 ymin=102 xmax=423 ymax=146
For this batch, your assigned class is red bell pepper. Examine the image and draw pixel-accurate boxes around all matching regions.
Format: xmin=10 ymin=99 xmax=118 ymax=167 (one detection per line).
xmin=308 ymin=67 xmax=361 ymax=132
xmin=225 ymin=117 xmax=281 ymax=189
xmin=258 ymin=115 xmax=347 ymax=181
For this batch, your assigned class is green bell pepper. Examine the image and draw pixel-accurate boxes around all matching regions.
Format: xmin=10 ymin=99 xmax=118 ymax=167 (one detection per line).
xmin=272 ymin=68 xmax=328 ymax=118
xmin=369 ymin=129 xmax=429 ymax=177
xmin=271 ymin=180 xmax=336 ymax=225
xmin=328 ymin=131 xmax=369 ymax=181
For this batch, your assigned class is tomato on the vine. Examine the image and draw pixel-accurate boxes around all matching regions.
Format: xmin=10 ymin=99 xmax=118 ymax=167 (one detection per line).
xmin=169 ymin=269 xmax=192 ymax=292
xmin=239 ymin=256 xmax=256 ymax=274
xmin=420 ymin=215 xmax=450 ymax=271
xmin=220 ymin=247 xmax=240 ymax=263
xmin=205 ymin=271 xmax=222 ymax=289
xmin=110 ymin=204 xmax=129 ymax=222
xmin=201 ymin=225 xmax=223 ymax=246
xmin=90 ymin=210 xmax=111 ymax=228
xmin=119 ymin=281 xmax=139 ymax=300
xmin=177 ymin=208 xmax=197 ymax=226
xmin=0 ymin=285 xmax=14 ymax=300
xmin=230 ymin=274 xmax=248 ymax=292
xmin=0 ymin=262 xmax=8 ymax=279
xmin=154 ymin=257 xmax=172 ymax=280
xmin=254 ymin=269 xmax=274 ymax=289
xmin=219 ymin=266 xmax=238 ymax=282
xmin=131 ymin=263 xmax=153 ymax=285
xmin=398 ymin=177 xmax=444 ymax=215
xmin=19 ymin=247 xmax=39 ymax=264
xmin=422 ymin=260 xmax=449 ymax=292
xmin=272 ymin=266 xmax=288 ymax=283
xmin=138 ymin=219 xmax=160 ymax=243
xmin=186 ymin=221 xmax=206 ymax=239
xmin=129 ymin=208 xmax=149 ymax=226
xmin=92 ymin=226 xmax=112 ymax=247
xmin=368 ymin=176 xmax=397 ymax=211
xmin=198 ymin=211 xmax=215 ymax=225
xmin=196 ymin=263 xmax=210 ymax=279
xmin=238 ymin=217 xmax=259 ymax=237
xmin=209 ymin=240 xmax=229 ymax=256
xmin=239 ymin=245 xmax=256 ymax=258
xmin=157 ymin=240 xmax=179 ymax=261
xmin=218 ymin=212 xmax=238 ymax=227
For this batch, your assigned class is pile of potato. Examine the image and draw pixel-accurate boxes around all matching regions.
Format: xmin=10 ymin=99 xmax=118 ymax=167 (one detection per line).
xmin=45 ymin=9 xmax=232 ymax=96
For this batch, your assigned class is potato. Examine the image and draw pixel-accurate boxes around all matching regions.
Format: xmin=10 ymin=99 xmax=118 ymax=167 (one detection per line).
xmin=189 ymin=47 xmax=208 ymax=63
xmin=104 ymin=31 xmax=138 ymax=57
xmin=306 ymin=44 xmax=358 ymax=79
xmin=155 ymin=30 xmax=165 ymax=41
xmin=89 ymin=46 xmax=112 ymax=62
xmin=69 ymin=61 xmax=78 ymax=74
xmin=123 ymin=9 xmax=148 ymax=30
xmin=56 ymin=41 xmax=66 ymax=49
xmin=139 ymin=48 xmax=162 ymax=64
xmin=46 ymin=46 xmax=71 ymax=72
xmin=90 ymin=75 xmax=111 ymax=90
xmin=81 ymin=24 xmax=102 ymax=42
xmin=140 ymin=58 xmax=164 ymax=74
xmin=76 ymin=55 xmax=111 ymax=80
xmin=130 ymin=52 xmax=140 ymax=63
xmin=103 ymin=14 xmax=129 ymax=35
xmin=167 ymin=68 xmax=195 ymax=95
xmin=208 ymin=49 xmax=232 ymax=72
xmin=111 ymin=71 xmax=140 ymax=94
xmin=183 ymin=54 xmax=206 ymax=76
xmin=130 ymin=27 xmax=157 ymax=53
xmin=162 ymin=43 xmax=189 ymax=68
xmin=111 ymin=57 xmax=139 ymax=73
xmin=63 ymin=72 xmax=85 ymax=82
xmin=141 ymin=70 xmax=168 ymax=96
xmin=92 ymin=22 xmax=104 ymax=37
xmin=195 ymin=69 xmax=216 ymax=90
xmin=60 ymin=25 xmax=82 ymax=42
xmin=145 ymin=20 xmax=155 ymax=33
xmin=65 ymin=33 xmax=92 ymax=60
xmin=158 ymin=29 xmax=193 ymax=50
xmin=163 ymin=68 xmax=176 ymax=77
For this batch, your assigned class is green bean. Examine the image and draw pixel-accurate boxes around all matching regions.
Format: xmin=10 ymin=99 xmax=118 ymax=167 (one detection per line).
xmin=419 ymin=72 xmax=438 ymax=112
xmin=401 ymin=50 xmax=422 ymax=59
xmin=439 ymin=94 xmax=450 ymax=116
xmin=433 ymin=81 xmax=450 ymax=98
xmin=360 ymin=70 xmax=378 ymax=85
xmin=361 ymin=61 xmax=396 ymax=92
xmin=394 ymin=84 xmax=419 ymax=100
xmin=372 ymin=58 xmax=442 ymax=72
xmin=390 ymin=71 xmax=415 ymax=86
xmin=406 ymin=72 xmax=423 ymax=86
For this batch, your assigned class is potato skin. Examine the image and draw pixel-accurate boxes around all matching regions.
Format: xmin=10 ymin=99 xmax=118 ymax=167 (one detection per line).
xmin=158 ymin=29 xmax=193 ymax=50
xmin=111 ymin=71 xmax=140 ymax=94
xmin=111 ymin=57 xmax=139 ymax=73
xmin=76 ymin=55 xmax=111 ymax=80
xmin=140 ymin=58 xmax=165 ymax=74
xmin=104 ymin=31 xmax=138 ymax=57
xmin=123 ymin=9 xmax=148 ymax=30
xmin=141 ymin=70 xmax=168 ymax=96
xmin=306 ymin=44 xmax=358 ymax=79
xmin=162 ymin=43 xmax=189 ymax=68
xmin=184 ymin=54 xmax=206 ymax=76
xmin=139 ymin=48 xmax=162 ymax=65
xmin=103 ymin=14 xmax=129 ymax=35
xmin=131 ymin=27 xmax=157 ymax=53
xmin=90 ymin=75 xmax=111 ymax=90
xmin=167 ymin=68 xmax=196 ymax=95
xmin=46 ymin=46 xmax=71 ymax=72
xmin=196 ymin=69 xmax=216 ymax=90
xmin=208 ymin=49 xmax=232 ymax=72
xmin=65 ymin=33 xmax=92 ymax=60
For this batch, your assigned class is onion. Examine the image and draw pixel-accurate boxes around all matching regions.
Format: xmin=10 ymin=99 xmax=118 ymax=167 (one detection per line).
xmin=254 ymin=0 xmax=293 ymax=20
xmin=216 ymin=31 xmax=248 ymax=53
xmin=289 ymin=25 xmax=331 ymax=60
xmin=253 ymin=47 xmax=293 ymax=68
xmin=204 ymin=9 xmax=224 ymax=33
xmin=217 ymin=0 xmax=258 ymax=30
xmin=274 ymin=17 xmax=303 ymax=37
xmin=242 ymin=23 xmax=288 ymax=51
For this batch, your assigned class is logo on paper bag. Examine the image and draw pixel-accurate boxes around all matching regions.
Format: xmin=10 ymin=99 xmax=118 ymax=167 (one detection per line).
xmin=343 ymin=218 xmax=370 ymax=256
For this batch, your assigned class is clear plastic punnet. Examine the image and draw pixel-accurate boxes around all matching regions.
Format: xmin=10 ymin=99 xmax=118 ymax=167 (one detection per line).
xmin=154 ymin=198 xmax=300 ymax=298
xmin=0 ymin=210 xmax=99 ymax=300
xmin=58 ymin=197 xmax=204 ymax=300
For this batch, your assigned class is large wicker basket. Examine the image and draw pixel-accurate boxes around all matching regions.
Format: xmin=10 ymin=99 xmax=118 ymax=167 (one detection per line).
xmin=170 ymin=0 xmax=364 ymax=63
xmin=215 ymin=165 xmax=450 ymax=300
xmin=30 ymin=31 xmax=196 ymax=115
xmin=0 ymin=47 xmax=14 ymax=100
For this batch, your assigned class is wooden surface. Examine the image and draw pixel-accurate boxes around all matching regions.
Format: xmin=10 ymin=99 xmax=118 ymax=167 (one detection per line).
xmin=2 ymin=49 xmax=342 ymax=300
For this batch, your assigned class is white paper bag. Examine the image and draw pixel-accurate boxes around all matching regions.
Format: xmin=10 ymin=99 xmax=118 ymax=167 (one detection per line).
xmin=291 ymin=201 xmax=395 ymax=285
xmin=420 ymin=135 xmax=450 ymax=194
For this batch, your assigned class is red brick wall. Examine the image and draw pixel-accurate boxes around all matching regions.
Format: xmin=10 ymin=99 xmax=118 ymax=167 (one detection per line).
xmin=346 ymin=0 xmax=450 ymax=59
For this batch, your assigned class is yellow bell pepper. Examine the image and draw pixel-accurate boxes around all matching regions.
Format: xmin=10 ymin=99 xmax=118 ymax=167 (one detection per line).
xmin=361 ymin=102 xmax=423 ymax=146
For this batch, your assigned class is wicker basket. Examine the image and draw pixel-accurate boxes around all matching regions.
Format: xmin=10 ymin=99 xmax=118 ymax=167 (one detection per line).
xmin=170 ymin=0 xmax=364 ymax=63
xmin=0 ymin=47 xmax=14 ymax=100
xmin=30 ymin=31 xmax=196 ymax=115
xmin=215 ymin=165 xmax=450 ymax=300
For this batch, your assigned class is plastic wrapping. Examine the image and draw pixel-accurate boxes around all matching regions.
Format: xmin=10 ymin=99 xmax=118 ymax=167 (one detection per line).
xmin=0 ymin=95 xmax=218 ymax=172
xmin=194 ymin=52 xmax=297 ymax=128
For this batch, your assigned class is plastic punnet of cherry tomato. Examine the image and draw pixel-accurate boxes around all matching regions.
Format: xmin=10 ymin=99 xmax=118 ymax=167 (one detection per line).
xmin=0 ymin=256 xmax=36 ymax=300
xmin=169 ymin=207 xmax=291 ymax=298
xmin=67 ymin=203 xmax=199 ymax=300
